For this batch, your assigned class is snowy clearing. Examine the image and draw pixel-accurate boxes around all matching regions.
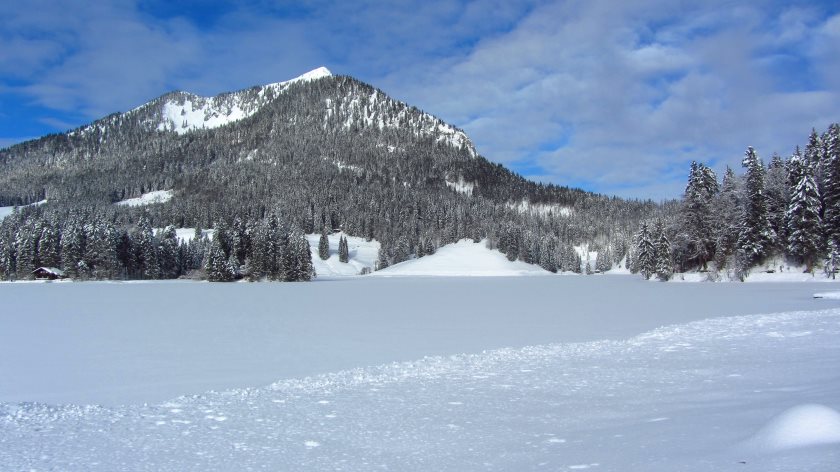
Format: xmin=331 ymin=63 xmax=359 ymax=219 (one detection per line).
xmin=115 ymin=190 xmax=173 ymax=207
xmin=0 ymin=199 xmax=47 ymax=221
xmin=374 ymin=239 xmax=550 ymax=277
xmin=445 ymin=176 xmax=475 ymax=196
xmin=306 ymin=232 xmax=379 ymax=277
xmin=1 ymin=304 xmax=838 ymax=471
xmin=153 ymin=227 xmax=215 ymax=243
xmin=507 ymin=199 xmax=573 ymax=218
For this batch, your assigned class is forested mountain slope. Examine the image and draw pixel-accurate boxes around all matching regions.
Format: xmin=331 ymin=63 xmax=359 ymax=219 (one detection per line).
xmin=0 ymin=68 xmax=655 ymax=281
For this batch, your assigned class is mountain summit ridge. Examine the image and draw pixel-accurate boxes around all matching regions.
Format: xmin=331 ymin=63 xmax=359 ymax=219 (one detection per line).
xmin=55 ymin=66 xmax=476 ymax=159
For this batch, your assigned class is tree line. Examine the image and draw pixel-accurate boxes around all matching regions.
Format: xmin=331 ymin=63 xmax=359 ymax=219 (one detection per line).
xmin=630 ymin=123 xmax=840 ymax=280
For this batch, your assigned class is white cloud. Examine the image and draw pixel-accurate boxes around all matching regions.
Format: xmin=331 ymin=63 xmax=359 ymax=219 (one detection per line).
xmin=2 ymin=0 xmax=838 ymax=199
xmin=379 ymin=0 xmax=840 ymax=198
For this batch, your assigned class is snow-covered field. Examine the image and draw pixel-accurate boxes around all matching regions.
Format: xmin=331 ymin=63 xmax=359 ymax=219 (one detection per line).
xmin=1 ymin=277 xmax=838 ymax=470
xmin=375 ymin=239 xmax=549 ymax=277
xmin=306 ymin=232 xmax=379 ymax=277
xmin=0 ymin=199 xmax=47 ymax=221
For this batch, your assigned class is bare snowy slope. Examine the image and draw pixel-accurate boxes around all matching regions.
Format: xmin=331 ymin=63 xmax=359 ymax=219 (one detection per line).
xmin=153 ymin=67 xmax=332 ymax=134
xmin=373 ymin=239 xmax=550 ymax=276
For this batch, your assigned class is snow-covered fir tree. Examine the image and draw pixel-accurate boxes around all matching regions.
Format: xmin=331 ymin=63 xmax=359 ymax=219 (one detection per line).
xmin=654 ymin=220 xmax=673 ymax=281
xmin=338 ymin=235 xmax=349 ymax=263
xmin=785 ymin=155 xmax=822 ymax=271
xmin=821 ymin=124 xmax=840 ymax=251
xmin=205 ymin=238 xmax=235 ymax=282
xmin=712 ymin=166 xmax=742 ymax=271
xmin=595 ymin=246 xmax=612 ymax=273
xmin=765 ymin=153 xmax=790 ymax=251
xmin=318 ymin=226 xmax=330 ymax=260
xmin=678 ymin=161 xmax=718 ymax=271
xmin=636 ymin=222 xmax=656 ymax=280
xmin=736 ymin=147 xmax=775 ymax=268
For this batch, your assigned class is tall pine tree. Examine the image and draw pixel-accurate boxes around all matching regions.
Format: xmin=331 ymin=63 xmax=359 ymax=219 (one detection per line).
xmin=786 ymin=154 xmax=822 ymax=271
xmin=636 ymin=222 xmax=656 ymax=280
xmin=736 ymin=147 xmax=774 ymax=269
xmin=679 ymin=161 xmax=718 ymax=270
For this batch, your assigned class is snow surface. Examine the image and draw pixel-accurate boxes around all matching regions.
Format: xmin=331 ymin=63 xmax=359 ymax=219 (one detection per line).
xmin=306 ymin=232 xmax=379 ymax=277
xmin=814 ymin=291 xmax=840 ymax=299
xmin=0 ymin=199 xmax=47 ymax=221
xmin=445 ymin=176 xmax=475 ymax=196
xmin=0 ymin=206 xmax=16 ymax=221
xmin=373 ymin=239 xmax=550 ymax=277
xmin=157 ymin=67 xmax=332 ymax=135
xmin=115 ymin=190 xmax=173 ymax=207
xmin=1 ymin=277 xmax=835 ymax=406
xmin=1 ymin=301 xmax=838 ymax=470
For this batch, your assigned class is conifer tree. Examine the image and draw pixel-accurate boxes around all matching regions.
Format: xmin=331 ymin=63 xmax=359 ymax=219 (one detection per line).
xmin=293 ymin=231 xmax=314 ymax=281
xmin=376 ymin=247 xmax=389 ymax=270
xmin=338 ymin=235 xmax=349 ymax=263
xmin=318 ymin=226 xmax=330 ymax=260
xmin=424 ymin=238 xmax=435 ymax=256
xmin=595 ymin=246 xmax=612 ymax=273
xmin=712 ymin=166 xmax=742 ymax=270
xmin=205 ymin=238 xmax=234 ymax=281
xmin=765 ymin=154 xmax=789 ymax=250
xmin=636 ymin=222 xmax=656 ymax=280
xmin=680 ymin=161 xmax=718 ymax=270
xmin=158 ymin=225 xmax=180 ymax=278
xmin=786 ymin=155 xmax=822 ymax=271
xmin=134 ymin=217 xmax=160 ymax=279
xmin=654 ymin=220 xmax=673 ymax=281
xmin=393 ymin=236 xmax=410 ymax=264
xmin=821 ymin=124 xmax=840 ymax=250
xmin=61 ymin=220 xmax=85 ymax=278
xmin=736 ymin=147 xmax=774 ymax=268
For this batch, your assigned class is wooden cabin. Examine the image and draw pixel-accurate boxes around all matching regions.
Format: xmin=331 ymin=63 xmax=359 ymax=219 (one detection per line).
xmin=32 ymin=267 xmax=66 ymax=280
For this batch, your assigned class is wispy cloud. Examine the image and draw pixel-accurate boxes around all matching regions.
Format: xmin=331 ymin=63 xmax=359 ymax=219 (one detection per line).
xmin=1 ymin=0 xmax=838 ymax=199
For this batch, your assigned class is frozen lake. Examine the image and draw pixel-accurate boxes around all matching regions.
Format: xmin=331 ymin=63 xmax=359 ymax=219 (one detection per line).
xmin=2 ymin=275 xmax=840 ymax=471
xmin=1 ymin=275 xmax=837 ymax=405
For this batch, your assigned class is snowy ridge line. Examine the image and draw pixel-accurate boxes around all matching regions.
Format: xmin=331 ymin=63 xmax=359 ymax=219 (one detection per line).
xmin=69 ymin=67 xmax=333 ymax=138
xmin=2 ymin=307 xmax=838 ymax=422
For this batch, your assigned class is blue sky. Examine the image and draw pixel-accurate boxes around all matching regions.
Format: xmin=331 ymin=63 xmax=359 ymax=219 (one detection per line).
xmin=2 ymin=0 xmax=839 ymax=199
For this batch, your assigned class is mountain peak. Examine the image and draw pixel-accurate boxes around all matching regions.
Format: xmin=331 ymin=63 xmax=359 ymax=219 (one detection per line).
xmin=265 ymin=66 xmax=332 ymax=89
xmin=295 ymin=66 xmax=332 ymax=81
xmin=147 ymin=67 xmax=334 ymax=135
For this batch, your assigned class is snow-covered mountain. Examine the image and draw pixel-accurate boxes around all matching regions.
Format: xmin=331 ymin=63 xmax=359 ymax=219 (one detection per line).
xmin=0 ymin=67 xmax=653 ymax=282
xmin=66 ymin=66 xmax=476 ymax=158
